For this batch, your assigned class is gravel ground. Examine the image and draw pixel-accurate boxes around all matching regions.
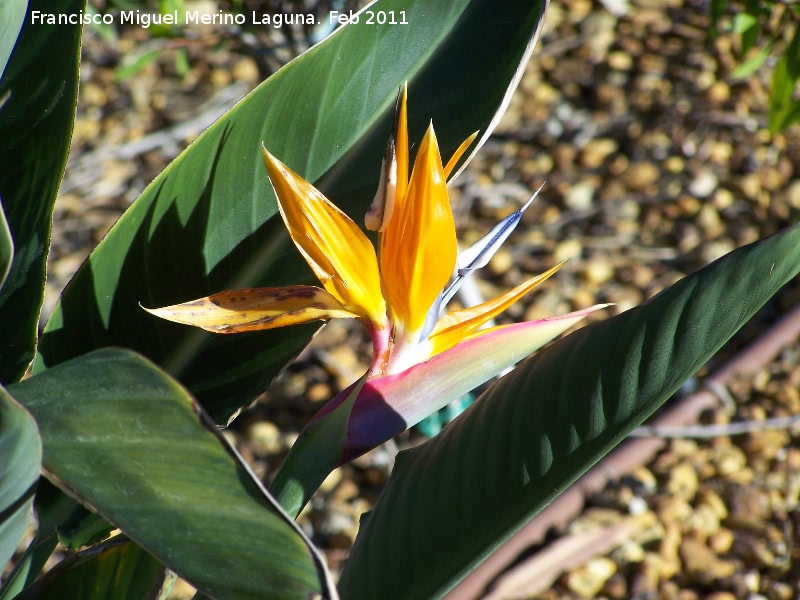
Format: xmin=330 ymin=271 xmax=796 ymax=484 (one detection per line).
xmin=46 ymin=0 xmax=800 ymax=597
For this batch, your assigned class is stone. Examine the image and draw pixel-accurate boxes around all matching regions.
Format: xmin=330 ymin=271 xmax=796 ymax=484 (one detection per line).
xmin=563 ymin=557 xmax=617 ymax=597
xmin=679 ymin=538 xmax=736 ymax=584
xmin=666 ymin=462 xmax=698 ymax=500
xmin=247 ymin=420 xmax=283 ymax=456
xmin=689 ymin=169 xmax=719 ymax=198
xmin=622 ymin=161 xmax=660 ymax=190
xmin=565 ymin=181 xmax=596 ymax=211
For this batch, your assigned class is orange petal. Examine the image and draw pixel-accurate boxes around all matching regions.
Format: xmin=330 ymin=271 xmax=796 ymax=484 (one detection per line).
xmin=143 ymin=286 xmax=359 ymax=333
xmin=427 ymin=262 xmax=566 ymax=356
xmin=443 ymin=131 xmax=479 ymax=179
xmin=394 ymin=83 xmax=409 ymax=210
xmin=262 ymin=147 xmax=386 ymax=326
xmin=380 ymin=123 xmax=457 ymax=335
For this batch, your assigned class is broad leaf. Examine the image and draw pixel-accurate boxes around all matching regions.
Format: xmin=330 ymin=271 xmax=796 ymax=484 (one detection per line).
xmin=0 ymin=386 xmax=41 ymax=573
xmin=338 ymin=223 xmax=800 ymax=599
xmin=14 ymin=540 xmax=165 ymax=600
xmin=36 ymin=0 xmax=549 ymax=424
xmin=11 ymin=349 xmax=333 ymax=600
xmin=0 ymin=0 xmax=84 ymax=384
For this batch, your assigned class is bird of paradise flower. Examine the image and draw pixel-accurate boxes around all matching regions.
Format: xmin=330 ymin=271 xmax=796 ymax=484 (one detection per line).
xmin=144 ymin=84 xmax=608 ymax=465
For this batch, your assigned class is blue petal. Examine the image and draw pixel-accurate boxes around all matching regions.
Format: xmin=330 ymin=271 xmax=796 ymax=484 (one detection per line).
xmin=440 ymin=182 xmax=544 ymax=310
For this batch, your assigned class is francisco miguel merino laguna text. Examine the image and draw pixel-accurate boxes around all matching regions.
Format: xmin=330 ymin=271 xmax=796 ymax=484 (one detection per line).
xmin=30 ymin=10 xmax=409 ymax=28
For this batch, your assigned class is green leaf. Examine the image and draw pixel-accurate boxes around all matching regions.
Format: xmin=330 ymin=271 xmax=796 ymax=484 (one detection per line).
xmin=731 ymin=12 xmax=758 ymax=34
xmin=768 ymin=24 xmax=800 ymax=132
xmin=785 ymin=22 xmax=800 ymax=80
xmin=114 ymin=47 xmax=161 ymax=82
xmin=36 ymin=0 xmax=550 ymax=424
xmin=772 ymin=99 xmax=800 ymax=132
xmin=0 ymin=0 xmax=26 ymax=79
xmin=14 ymin=539 xmax=165 ymax=600
xmin=0 ymin=480 xmax=113 ymax=599
xmin=0 ymin=198 xmax=12 ymax=290
xmin=731 ymin=43 xmax=771 ymax=79
xmin=0 ymin=0 xmax=83 ymax=384
xmin=709 ymin=0 xmax=727 ymax=37
xmin=740 ymin=0 xmax=762 ymax=54
xmin=57 ymin=507 xmax=116 ymax=550
xmin=0 ymin=386 xmax=41 ymax=572
xmin=11 ymin=349 xmax=332 ymax=600
xmin=338 ymin=223 xmax=800 ymax=599
xmin=768 ymin=46 xmax=800 ymax=133
xmin=0 ymin=535 xmax=58 ymax=600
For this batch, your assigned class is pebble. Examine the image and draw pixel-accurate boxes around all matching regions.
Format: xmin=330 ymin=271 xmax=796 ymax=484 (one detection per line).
xmin=608 ymin=50 xmax=633 ymax=71
xmin=582 ymin=259 xmax=615 ymax=285
xmin=581 ymin=138 xmax=619 ymax=168
xmin=317 ymin=468 xmax=343 ymax=493
xmin=708 ymin=527 xmax=735 ymax=554
xmin=553 ymin=238 xmax=583 ymax=263
xmin=564 ymin=181 xmax=596 ymax=211
xmin=231 ymin=57 xmax=259 ymax=84
xmin=488 ymin=248 xmax=514 ymax=276
xmin=707 ymin=80 xmax=730 ymax=103
xmin=246 ymin=421 xmax=283 ymax=456
xmin=563 ymin=557 xmax=617 ymax=597
xmin=679 ymin=538 xmax=736 ymax=584
xmin=665 ymin=462 xmax=698 ymax=500
xmin=688 ymin=169 xmax=718 ymax=198
xmin=712 ymin=187 xmax=734 ymax=209
xmin=713 ymin=444 xmax=748 ymax=476
xmin=623 ymin=161 xmax=660 ymax=190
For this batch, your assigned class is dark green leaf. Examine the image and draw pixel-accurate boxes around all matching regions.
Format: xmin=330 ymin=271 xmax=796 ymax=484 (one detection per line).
xmin=12 ymin=348 xmax=331 ymax=600
xmin=0 ymin=481 xmax=111 ymax=599
xmin=57 ymin=507 xmax=115 ymax=550
xmin=36 ymin=0 xmax=549 ymax=424
xmin=0 ymin=386 xmax=41 ymax=572
xmin=15 ymin=539 xmax=165 ymax=600
xmin=0 ymin=535 xmax=58 ymax=600
xmin=338 ymin=223 xmax=800 ymax=599
xmin=0 ymin=0 xmax=83 ymax=384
